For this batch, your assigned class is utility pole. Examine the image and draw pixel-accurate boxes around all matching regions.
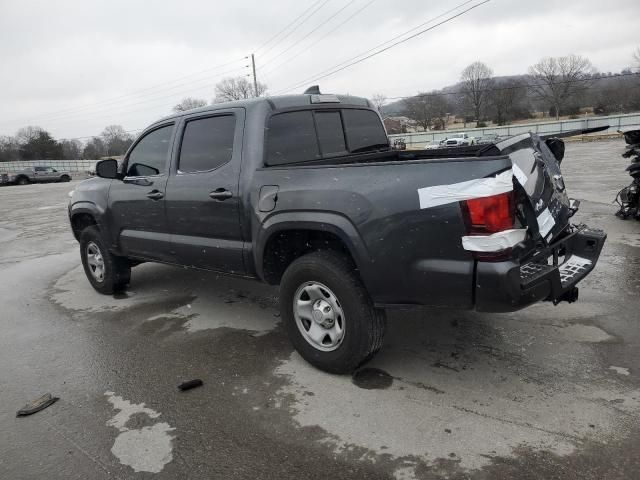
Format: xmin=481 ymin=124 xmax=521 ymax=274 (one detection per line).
xmin=251 ymin=53 xmax=259 ymax=97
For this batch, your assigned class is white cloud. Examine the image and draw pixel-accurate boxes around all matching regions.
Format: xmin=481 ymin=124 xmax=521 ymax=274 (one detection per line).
xmin=0 ymin=0 xmax=638 ymax=139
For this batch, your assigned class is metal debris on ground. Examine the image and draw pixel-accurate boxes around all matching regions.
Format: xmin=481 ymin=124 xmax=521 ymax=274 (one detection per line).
xmin=178 ymin=379 xmax=203 ymax=391
xmin=16 ymin=393 xmax=59 ymax=417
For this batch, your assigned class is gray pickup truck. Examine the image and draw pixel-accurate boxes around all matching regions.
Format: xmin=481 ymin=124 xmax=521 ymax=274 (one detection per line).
xmin=2 ymin=166 xmax=72 ymax=185
xmin=68 ymin=91 xmax=606 ymax=373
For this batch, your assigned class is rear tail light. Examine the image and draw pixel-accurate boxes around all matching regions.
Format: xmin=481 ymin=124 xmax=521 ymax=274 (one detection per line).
xmin=463 ymin=191 xmax=514 ymax=234
xmin=461 ymin=191 xmax=515 ymax=261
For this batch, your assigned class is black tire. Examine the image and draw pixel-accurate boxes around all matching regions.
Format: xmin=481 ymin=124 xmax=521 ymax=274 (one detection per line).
xmin=80 ymin=226 xmax=131 ymax=294
xmin=61 ymin=175 xmax=71 ymax=182
xmin=16 ymin=176 xmax=29 ymax=185
xmin=280 ymin=250 xmax=386 ymax=374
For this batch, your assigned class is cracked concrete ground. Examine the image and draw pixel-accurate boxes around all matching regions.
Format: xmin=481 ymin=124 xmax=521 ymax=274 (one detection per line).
xmin=1 ymin=140 xmax=639 ymax=479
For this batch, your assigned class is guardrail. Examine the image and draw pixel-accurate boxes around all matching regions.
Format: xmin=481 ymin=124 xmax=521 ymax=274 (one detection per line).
xmin=0 ymin=160 xmax=96 ymax=172
xmin=388 ymin=112 xmax=640 ymax=147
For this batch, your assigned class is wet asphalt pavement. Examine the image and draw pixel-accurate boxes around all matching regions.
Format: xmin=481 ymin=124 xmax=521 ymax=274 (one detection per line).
xmin=1 ymin=140 xmax=639 ymax=479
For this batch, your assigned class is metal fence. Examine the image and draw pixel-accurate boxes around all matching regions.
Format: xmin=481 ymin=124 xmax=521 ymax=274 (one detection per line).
xmin=0 ymin=159 xmax=95 ymax=173
xmin=388 ymin=112 xmax=640 ymax=147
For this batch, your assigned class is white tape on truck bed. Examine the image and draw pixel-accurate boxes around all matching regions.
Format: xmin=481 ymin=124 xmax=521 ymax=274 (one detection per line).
xmin=417 ymin=169 xmax=514 ymax=210
xmin=461 ymin=228 xmax=528 ymax=252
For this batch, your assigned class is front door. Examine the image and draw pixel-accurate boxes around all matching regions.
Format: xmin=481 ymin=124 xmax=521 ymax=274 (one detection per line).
xmin=107 ymin=123 xmax=176 ymax=262
xmin=165 ymin=110 xmax=245 ymax=274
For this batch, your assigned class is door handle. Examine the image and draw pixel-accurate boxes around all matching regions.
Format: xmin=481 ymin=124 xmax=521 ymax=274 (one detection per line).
xmin=209 ymin=188 xmax=233 ymax=200
xmin=146 ymin=190 xmax=164 ymax=200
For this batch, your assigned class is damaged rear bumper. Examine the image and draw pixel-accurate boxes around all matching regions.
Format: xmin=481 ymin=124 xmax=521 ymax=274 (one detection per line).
xmin=474 ymin=225 xmax=606 ymax=312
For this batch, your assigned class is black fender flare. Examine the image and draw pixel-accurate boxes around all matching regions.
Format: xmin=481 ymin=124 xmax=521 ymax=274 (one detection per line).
xmin=69 ymin=201 xmax=105 ymax=238
xmin=253 ymin=211 xmax=374 ymax=287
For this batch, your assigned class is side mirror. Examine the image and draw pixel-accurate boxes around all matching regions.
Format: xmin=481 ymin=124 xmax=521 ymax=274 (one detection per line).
xmin=96 ymin=159 xmax=119 ymax=179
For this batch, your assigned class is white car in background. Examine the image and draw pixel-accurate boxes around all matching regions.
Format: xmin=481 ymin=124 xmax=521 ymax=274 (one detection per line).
xmin=442 ymin=132 xmax=474 ymax=147
xmin=424 ymin=140 xmax=444 ymax=150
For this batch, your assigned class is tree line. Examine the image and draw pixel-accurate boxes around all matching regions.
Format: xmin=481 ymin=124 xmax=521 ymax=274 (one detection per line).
xmin=0 ymin=76 xmax=267 ymax=162
xmin=383 ymin=51 xmax=640 ymax=133
xmin=0 ymin=125 xmax=135 ymax=162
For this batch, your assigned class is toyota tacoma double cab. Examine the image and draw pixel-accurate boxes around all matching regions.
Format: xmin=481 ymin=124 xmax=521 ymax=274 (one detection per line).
xmin=68 ymin=89 xmax=606 ymax=373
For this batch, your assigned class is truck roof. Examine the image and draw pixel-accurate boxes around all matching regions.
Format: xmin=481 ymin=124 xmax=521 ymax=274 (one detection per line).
xmin=150 ymin=93 xmax=373 ymax=128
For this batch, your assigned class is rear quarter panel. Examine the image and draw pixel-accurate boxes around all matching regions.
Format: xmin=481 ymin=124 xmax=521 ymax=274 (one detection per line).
xmin=251 ymin=156 xmax=512 ymax=307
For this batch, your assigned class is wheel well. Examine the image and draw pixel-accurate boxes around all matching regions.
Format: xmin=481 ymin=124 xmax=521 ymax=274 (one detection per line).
xmin=262 ymin=229 xmax=355 ymax=285
xmin=71 ymin=213 xmax=97 ymax=240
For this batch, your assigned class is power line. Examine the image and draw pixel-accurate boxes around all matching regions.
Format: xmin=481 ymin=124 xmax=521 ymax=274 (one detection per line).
xmin=259 ymin=0 xmax=332 ymax=59
xmin=260 ymin=0 xmax=376 ymax=79
xmin=259 ymin=0 xmax=357 ymax=71
xmin=253 ymin=0 xmax=325 ymax=54
xmin=10 ymin=65 xmax=247 ymax=127
xmin=273 ymin=0 xmax=487 ymax=95
xmin=2 ymin=58 xmax=247 ymax=127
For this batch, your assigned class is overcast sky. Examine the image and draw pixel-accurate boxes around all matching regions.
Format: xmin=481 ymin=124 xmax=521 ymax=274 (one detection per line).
xmin=0 ymin=0 xmax=638 ymax=140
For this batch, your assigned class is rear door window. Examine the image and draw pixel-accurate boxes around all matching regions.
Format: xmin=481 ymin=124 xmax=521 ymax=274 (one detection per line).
xmin=126 ymin=125 xmax=173 ymax=177
xmin=178 ymin=115 xmax=235 ymax=173
xmin=342 ymin=109 xmax=388 ymax=153
xmin=315 ymin=111 xmax=347 ymax=156
xmin=266 ymin=111 xmax=320 ymax=166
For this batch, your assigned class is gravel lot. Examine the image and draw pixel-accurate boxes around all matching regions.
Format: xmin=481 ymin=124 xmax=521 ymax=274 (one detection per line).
xmin=1 ymin=140 xmax=639 ymax=479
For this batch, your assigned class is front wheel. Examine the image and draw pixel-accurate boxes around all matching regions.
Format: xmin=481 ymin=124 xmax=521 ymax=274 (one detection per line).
xmin=280 ymin=251 xmax=386 ymax=374
xmin=61 ymin=175 xmax=71 ymax=182
xmin=80 ymin=226 xmax=131 ymax=294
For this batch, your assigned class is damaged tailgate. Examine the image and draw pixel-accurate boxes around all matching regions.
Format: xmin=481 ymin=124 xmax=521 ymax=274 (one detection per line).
xmin=475 ymin=133 xmax=606 ymax=311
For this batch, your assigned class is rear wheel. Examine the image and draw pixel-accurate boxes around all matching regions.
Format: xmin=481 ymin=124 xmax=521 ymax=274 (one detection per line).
xmin=16 ymin=176 xmax=29 ymax=185
xmin=80 ymin=226 xmax=130 ymax=294
xmin=280 ymin=251 xmax=386 ymax=374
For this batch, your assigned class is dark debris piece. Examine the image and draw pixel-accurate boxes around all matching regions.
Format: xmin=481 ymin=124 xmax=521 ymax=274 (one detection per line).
xmin=178 ymin=379 xmax=203 ymax=391
xmin=16 ymin=393 xmax=59 ymax=417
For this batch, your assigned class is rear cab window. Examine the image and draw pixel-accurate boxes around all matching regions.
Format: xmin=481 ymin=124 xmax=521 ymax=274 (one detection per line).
xmin=265 ymin=108 xmax=388 ymax=166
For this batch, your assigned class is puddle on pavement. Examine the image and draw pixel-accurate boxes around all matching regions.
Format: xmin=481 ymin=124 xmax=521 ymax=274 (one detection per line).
xmin=352 ymin=368 xmax=393 ymax=390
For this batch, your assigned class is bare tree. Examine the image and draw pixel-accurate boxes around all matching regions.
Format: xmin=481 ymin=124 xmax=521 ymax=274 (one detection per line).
xmin=82 ymin=137 xmax=106 ymax=159
xmin=489 ymin=79 xmax=524 ymax=126
xmin=60 ymin=139 xmax=83 ymax=159
xmin=15 ymin=126 xmax=44 ymax=146
xmin=371 ymin=93 xmax=387 ymax=113
xmin=173 ymin=97 xmax=207 ymax=112
xmin=460 ymin=62 xmax=494 ymax=125
xmin=214 ymin=77 xmax=267 ymax=103
xmin=101 ymin=125 xmax=134 ymax=156
xmin=528 ymin=54 xmax=595 ymax=120
xmin=0 ymin=135 xmax=20 ymax=162
xmin=403 ymin=92 xmax=449 ymax=131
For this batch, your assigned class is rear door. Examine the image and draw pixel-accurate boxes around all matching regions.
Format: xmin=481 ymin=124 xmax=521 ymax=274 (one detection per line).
xmin=107 ymin=123 xmax=176 ymax=262
xmin=165 ymin=108 xmax=245 ymax=274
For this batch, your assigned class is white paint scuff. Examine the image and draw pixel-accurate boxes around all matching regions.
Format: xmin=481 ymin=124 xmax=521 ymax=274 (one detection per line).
xmin=417 ymin=170 xmax=513 ymax=210
xmin=104 ymin=391 xmax=175 ymax=473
